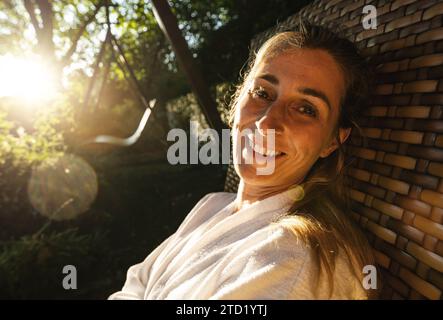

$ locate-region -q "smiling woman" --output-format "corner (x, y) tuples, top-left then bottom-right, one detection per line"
(226, 24), (377, 298)
(109, 21), (378, 300)
(231, 49), (349, 197)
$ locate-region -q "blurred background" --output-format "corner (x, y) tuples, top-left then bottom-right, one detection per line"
(0, 0), (311, 299)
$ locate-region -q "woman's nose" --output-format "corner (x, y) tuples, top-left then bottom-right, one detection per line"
(255, 102), (285, 135)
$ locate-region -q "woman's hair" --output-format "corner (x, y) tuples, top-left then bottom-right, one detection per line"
(228, 21), (378, 298)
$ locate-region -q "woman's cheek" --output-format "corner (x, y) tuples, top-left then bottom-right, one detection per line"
(288, 130), (323, 160)
(288, 126), (316, 146)
(241, 103), (265, 120)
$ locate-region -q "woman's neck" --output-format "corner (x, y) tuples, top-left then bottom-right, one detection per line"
(234, 180), (293, 213)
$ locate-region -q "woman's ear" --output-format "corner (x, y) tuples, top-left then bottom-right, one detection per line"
(319, 127), (352, 158)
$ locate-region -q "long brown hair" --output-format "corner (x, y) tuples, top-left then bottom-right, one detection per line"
(228, 21), (379, 299)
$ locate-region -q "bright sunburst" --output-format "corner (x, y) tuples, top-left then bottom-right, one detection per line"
(0, 54), (58, 103)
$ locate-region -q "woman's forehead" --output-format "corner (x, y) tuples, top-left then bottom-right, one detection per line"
(253, 49), (346, 110)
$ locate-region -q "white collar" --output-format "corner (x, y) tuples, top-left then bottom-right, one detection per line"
(229, 185), (304, 220)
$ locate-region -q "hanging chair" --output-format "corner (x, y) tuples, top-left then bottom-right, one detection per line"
(79, 4), (157, 148)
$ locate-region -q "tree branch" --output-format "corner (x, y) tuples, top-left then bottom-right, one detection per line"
(62, 0), (105, 66)
(23, 0), (43, 42)
(144, 36), (165, 94)
(35, 0), (54, 58)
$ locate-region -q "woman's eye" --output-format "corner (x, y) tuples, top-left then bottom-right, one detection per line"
(249, 87), (272, 101)
(298, 104), (318, 118)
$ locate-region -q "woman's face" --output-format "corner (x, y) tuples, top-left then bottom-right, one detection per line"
(232, 48), (351, 190)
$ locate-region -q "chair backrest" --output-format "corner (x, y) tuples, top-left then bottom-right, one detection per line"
(224, 0), (443, 300)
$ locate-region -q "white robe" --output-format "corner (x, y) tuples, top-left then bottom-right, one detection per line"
(108, 188), (368, 299)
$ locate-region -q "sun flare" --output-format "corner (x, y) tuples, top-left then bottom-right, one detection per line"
(0, 54), (58, 103)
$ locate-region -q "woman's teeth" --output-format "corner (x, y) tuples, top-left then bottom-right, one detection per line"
(245, 132), (284, 158)
(252, 143), (283, 157)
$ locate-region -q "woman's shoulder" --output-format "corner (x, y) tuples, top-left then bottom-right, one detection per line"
(175, 192), (237, 235)
(260, 224), (369, 299)
(191, 191), (237, 217)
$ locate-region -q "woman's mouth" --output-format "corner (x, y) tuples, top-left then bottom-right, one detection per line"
(245, 133), (287, 160)
(251, 143), (286, 159)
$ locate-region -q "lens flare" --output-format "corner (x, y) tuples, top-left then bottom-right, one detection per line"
(287, 184), (305, 202)
(27, 154), (98, 221)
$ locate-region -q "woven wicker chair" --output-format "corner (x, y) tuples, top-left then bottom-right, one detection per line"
(223, 0), (443, 300)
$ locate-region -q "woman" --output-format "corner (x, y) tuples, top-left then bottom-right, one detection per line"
(109, 22), (377, 300)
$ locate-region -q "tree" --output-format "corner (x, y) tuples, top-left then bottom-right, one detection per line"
(2, 0), (313, 109)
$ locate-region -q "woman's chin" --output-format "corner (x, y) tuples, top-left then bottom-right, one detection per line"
(236, 163), (280, 182)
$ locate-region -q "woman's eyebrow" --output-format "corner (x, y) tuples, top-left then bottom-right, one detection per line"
(298, 87), (331, 111)
(257, 73), (279, 85)
(257, 73), (332, 112)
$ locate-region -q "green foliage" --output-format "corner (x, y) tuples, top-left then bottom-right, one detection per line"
(0, 227), (115, 299)
(166, 91), (208, 133)
(0, 97), (77, 165)
(0, 96), (79, 220)
(166, 82), (233, 134)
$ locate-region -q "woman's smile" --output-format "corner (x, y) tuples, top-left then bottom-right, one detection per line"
(242, 131), (288, 164)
